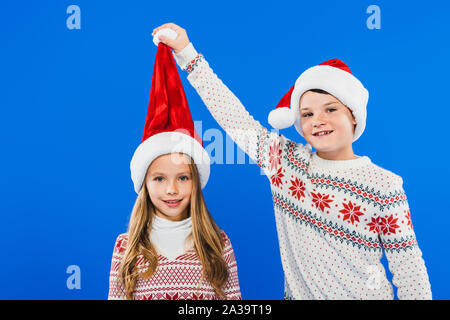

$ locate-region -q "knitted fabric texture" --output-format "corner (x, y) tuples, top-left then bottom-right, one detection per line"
(176, 48), (432, 300)
(108, 231), (241, 300)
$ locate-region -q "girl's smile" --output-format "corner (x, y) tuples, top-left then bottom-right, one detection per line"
(163, 199), (183, 208)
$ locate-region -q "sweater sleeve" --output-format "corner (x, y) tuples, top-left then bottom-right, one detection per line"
(221, 232), (242, 300)
(107, 234), (128, 300)
(174, 43), (297, 178)
(378, 176), (432, 300)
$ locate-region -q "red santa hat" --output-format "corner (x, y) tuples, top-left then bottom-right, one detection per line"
(268, 59), (369, 142)
(130, 42), (210, 193)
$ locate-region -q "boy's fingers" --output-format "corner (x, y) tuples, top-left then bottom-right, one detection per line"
(159, 35), (175, 47)
(153, 23), (184, 43)
(153, 24), (168, 33)
(159, 22), (176, 30)
(159, 22), (182, 33)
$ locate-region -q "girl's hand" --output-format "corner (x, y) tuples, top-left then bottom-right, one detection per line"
(152, 23), (190, 54)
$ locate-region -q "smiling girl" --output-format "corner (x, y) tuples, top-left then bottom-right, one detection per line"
(153, 23), (432, 300)
(107, 41), (241, 300)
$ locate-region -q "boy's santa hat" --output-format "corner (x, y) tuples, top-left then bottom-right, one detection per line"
(268, 59), (369, 142)
(130, 42), (210, 193)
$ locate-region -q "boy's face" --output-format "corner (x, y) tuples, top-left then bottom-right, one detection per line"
(145, 153), (192, 222)
(299, 91), (356, 158)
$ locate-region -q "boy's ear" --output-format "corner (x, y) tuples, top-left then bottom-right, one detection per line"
(350, 110), (357, 131)
(350, 110), (357, 125)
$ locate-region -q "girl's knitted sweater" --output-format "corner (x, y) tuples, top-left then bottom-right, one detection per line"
(174, 43), (432, 300)
(108, 228), (241, 300)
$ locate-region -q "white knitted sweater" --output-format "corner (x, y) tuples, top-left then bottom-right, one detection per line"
(174, 43), (432, 300)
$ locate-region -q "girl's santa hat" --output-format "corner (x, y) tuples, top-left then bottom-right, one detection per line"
(268, 59), (369, 142)
(130, 42), (210, 193)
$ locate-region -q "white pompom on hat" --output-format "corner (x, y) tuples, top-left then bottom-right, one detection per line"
(152, 28), (178, 46)
(268, 85), (296, 129)
(268, 59), (369, 142)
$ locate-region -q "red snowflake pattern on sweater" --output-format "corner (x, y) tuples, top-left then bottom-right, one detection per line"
(339, 201), (364, 225)
(269, 141), (282, 172)
(367, 216), (382, 234)
(379, 215), (400, 235)
(405, 210), (413, 230)
(289, 178), (306, 200)
(271, 168), (284, 187)
(311, 192), (333, 212)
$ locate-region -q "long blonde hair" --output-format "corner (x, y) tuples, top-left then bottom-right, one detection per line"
(118, 157), (229, 299)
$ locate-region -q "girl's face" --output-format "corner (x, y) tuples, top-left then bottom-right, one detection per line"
(145, 153), (193, 222)
(299, 91), (357, 160)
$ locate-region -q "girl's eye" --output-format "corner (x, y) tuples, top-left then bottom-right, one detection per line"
(179, 175), (189, 181)
(327, 108), (337, 112)
(154, 177), (164, 182)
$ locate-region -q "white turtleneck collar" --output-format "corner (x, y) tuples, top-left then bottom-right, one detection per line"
(310, 151), (371, 171)
(149, 215), (193, 260)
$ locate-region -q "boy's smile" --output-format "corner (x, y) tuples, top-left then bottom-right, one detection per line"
(312, 130), (334, 137)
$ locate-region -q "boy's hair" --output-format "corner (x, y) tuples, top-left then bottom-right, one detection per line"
(308, 88), (330, 95)
(118, 156), (229, 299)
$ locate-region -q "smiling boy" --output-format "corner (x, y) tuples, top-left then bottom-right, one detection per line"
(298, 89), (358, 160)
(152, 23), (432, 300)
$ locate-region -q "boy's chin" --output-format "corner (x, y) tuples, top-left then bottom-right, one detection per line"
(305, 139), (333, 151)
(305, 136), (350, 151)
(307, 142), (343, 154)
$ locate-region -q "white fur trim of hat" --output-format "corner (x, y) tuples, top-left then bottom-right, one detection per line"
(130, 131), (211, 193)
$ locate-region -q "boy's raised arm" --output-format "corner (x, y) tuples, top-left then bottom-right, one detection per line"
(152, 23), (297, 176)
(176, 43), (273, 167)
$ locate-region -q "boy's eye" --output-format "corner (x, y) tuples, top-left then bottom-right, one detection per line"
(327, 108), (337, 112)
(302, 113), (313, 118)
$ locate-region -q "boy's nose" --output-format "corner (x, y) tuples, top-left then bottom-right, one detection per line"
(312, 112), (327, 127)
(312, 118), (326, 127)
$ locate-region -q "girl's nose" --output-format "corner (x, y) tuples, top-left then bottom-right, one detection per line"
(166, 180), (178, 195)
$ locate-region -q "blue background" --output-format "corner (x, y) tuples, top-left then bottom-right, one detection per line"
(1, 0), (449, 299)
